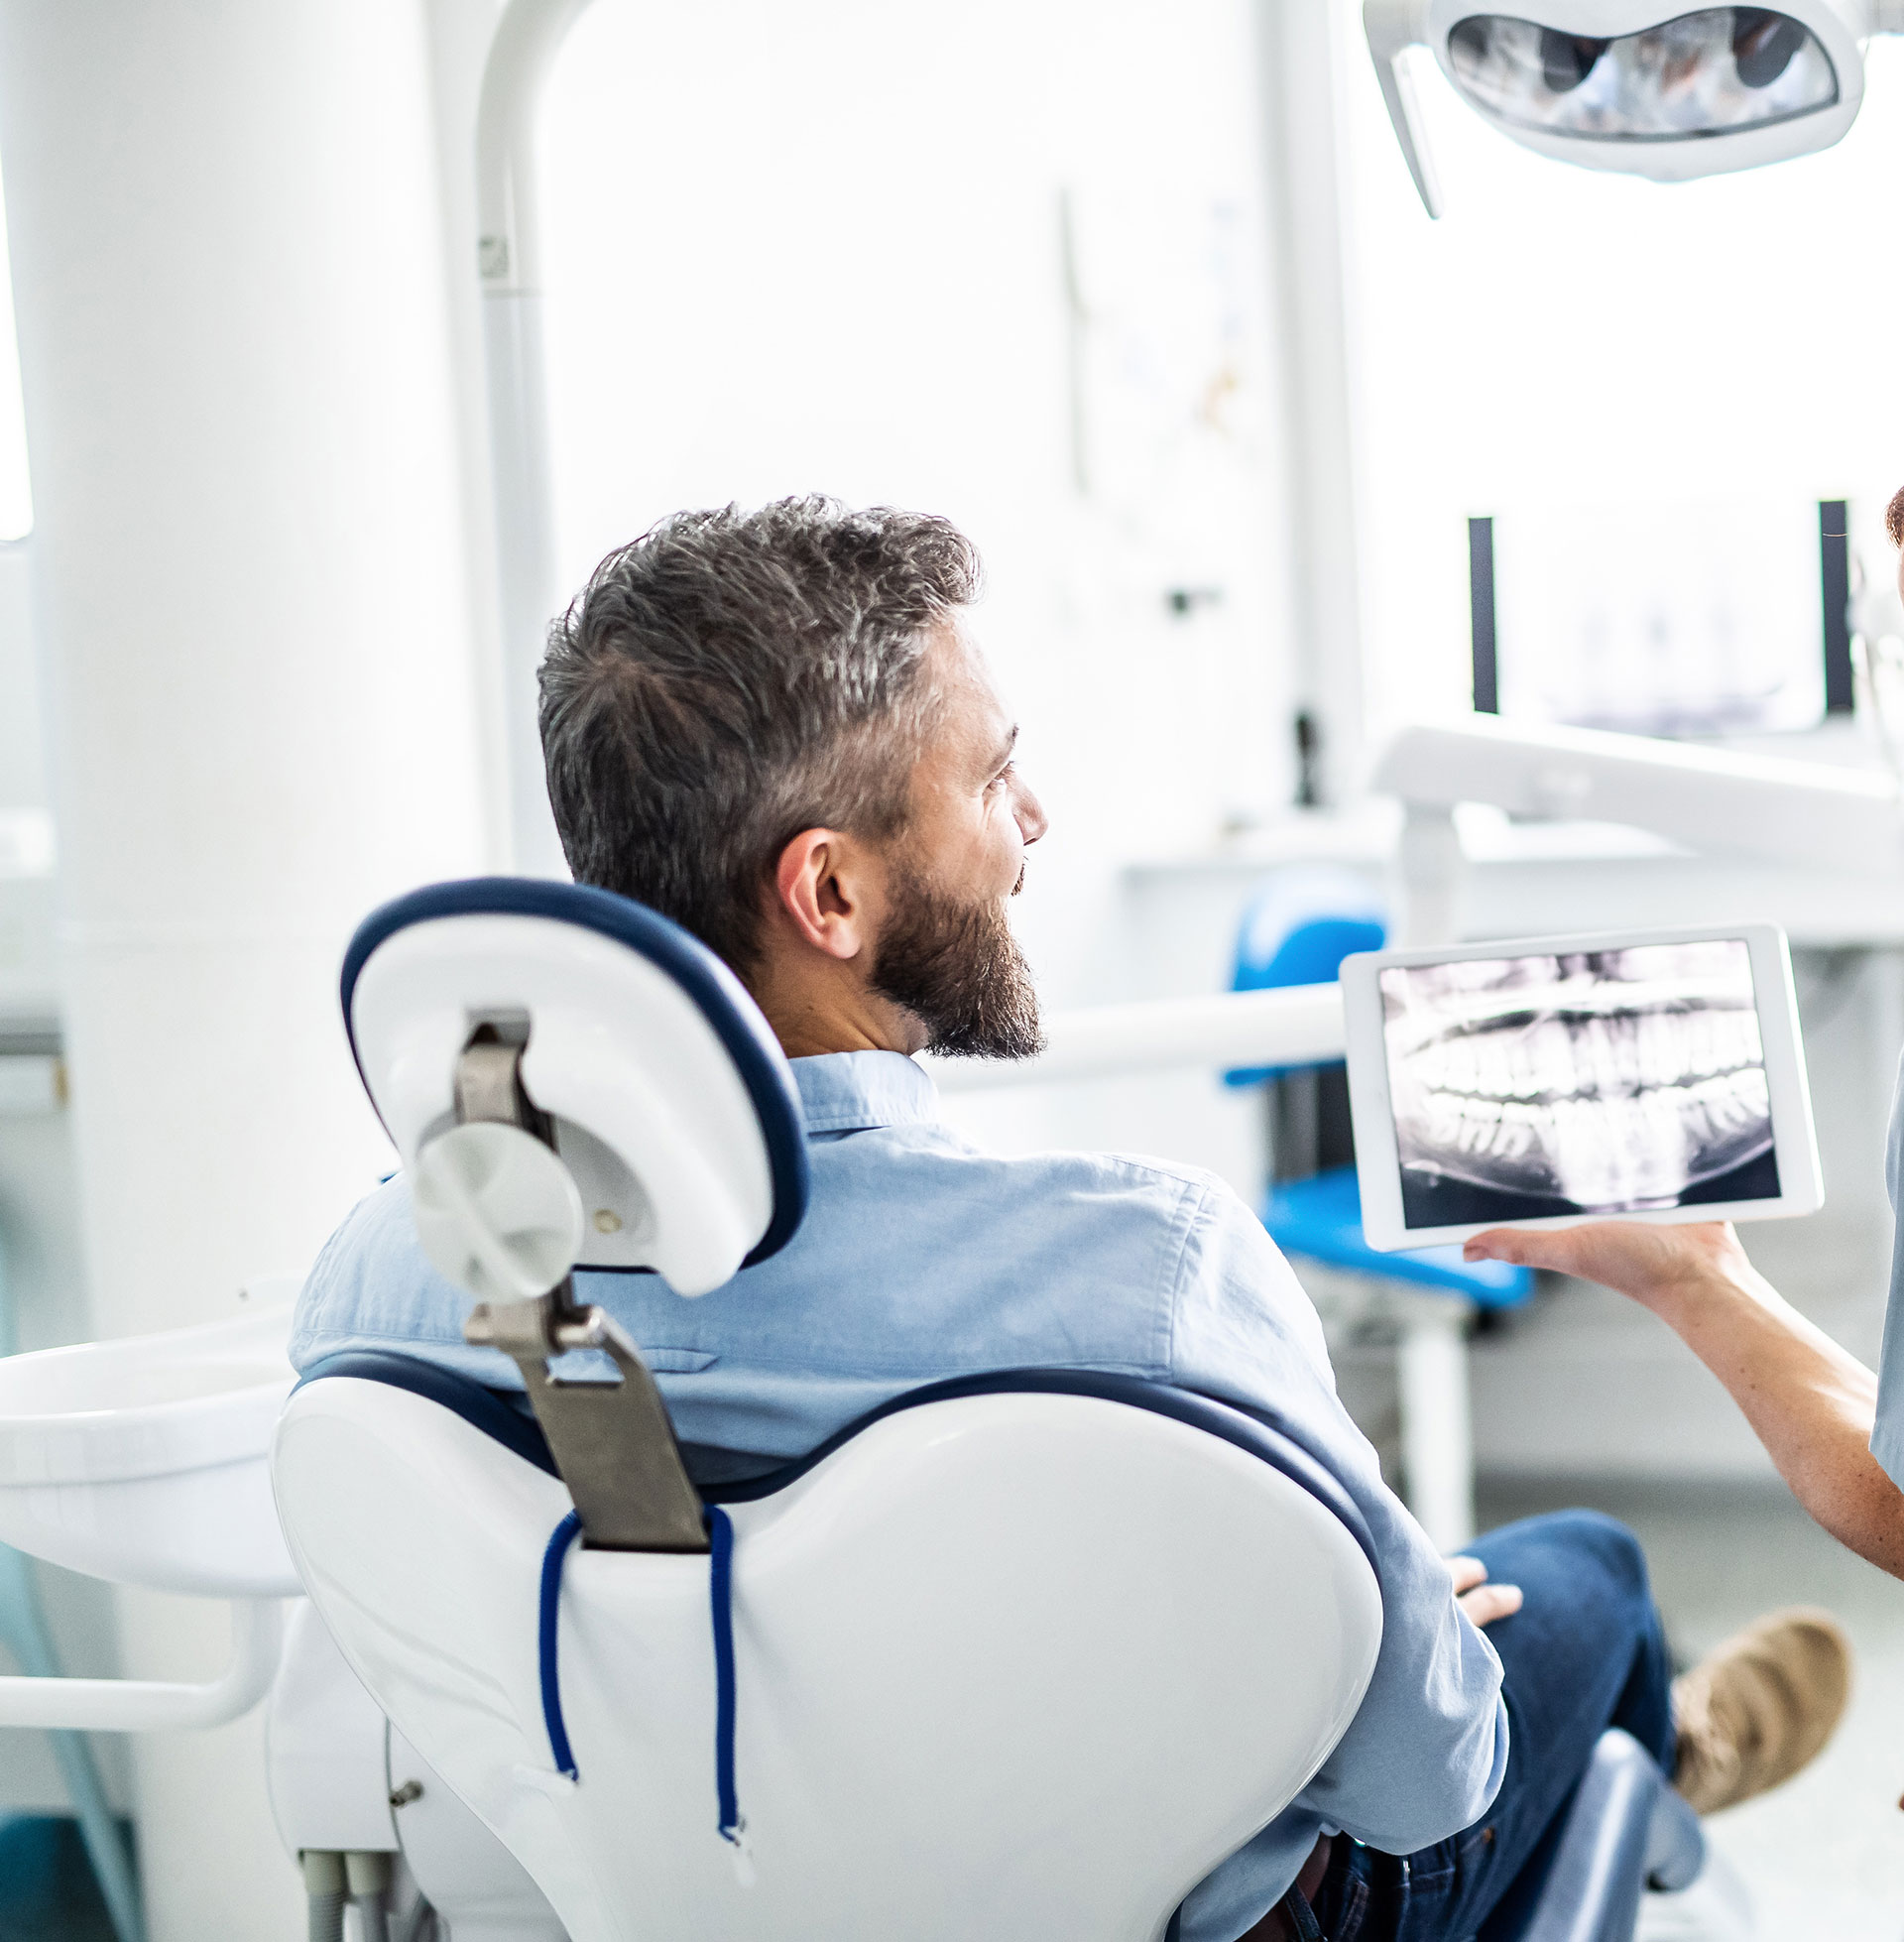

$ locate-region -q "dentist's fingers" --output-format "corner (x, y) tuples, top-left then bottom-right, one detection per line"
(1457, 1581), (1524, 1628)
(1448, 1554), (1488, 1596)
(1464, 1220), (1747, 1316)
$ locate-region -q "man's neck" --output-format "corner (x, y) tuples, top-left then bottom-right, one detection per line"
(751, 964), (925, 1062)
(771, 1014), (918, 1061)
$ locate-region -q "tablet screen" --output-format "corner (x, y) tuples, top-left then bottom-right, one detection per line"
(1378, 937), (1779, 1228)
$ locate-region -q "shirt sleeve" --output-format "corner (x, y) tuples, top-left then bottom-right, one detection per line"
(1868, 1048), (1904, 1491)
(1166, 1179), (1509, 1854)
(287, 1177), (509, 1385)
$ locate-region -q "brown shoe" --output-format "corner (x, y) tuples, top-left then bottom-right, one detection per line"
(1671, 1606), (1851, 1815)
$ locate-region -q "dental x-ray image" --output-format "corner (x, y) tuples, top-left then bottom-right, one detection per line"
(1379, 939), (1780, 1229)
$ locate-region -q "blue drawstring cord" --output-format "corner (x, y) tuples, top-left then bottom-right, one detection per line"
(706, 1506), (741, 1844)
(537, 1510), (584, 1779)
(536, 1503), (742, 1850)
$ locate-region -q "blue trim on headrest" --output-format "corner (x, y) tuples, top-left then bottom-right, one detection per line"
(339, 877), (809, 1268)
(298, 1353), (1374, 1573)
(296, 1351), (558, 1476)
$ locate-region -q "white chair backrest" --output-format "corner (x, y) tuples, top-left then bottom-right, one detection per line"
(275, 1370), (1382, 1942)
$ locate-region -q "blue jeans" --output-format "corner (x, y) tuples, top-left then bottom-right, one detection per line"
(1303, 1511), (1675, 1942)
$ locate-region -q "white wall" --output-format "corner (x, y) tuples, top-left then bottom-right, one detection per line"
(0, 548), (40, 808)
(534, 0), (1305, 1019)
(0, 1), (492, 1930)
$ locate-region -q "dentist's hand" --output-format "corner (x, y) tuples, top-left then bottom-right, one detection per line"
(1466, 1215), (1904, 1582)
(1450, 1554), (1522, 1627)
(1462, 1218), (1752, 1319)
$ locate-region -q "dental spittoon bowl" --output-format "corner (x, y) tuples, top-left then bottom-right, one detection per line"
(0, 1280), (302, 1597)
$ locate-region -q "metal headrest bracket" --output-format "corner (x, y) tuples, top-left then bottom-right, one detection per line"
(451, 1032), (709, 1554)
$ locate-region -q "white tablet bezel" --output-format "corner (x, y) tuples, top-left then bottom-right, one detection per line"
(1342, 922), (1823, 1252)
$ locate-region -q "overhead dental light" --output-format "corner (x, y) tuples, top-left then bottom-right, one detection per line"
(1364, 0), (1904, 214)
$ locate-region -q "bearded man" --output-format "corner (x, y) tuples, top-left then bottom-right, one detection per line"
(292, 497), (1844, 1942)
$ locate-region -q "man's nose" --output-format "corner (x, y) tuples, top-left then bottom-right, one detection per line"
(1014, 780), (1049, 846)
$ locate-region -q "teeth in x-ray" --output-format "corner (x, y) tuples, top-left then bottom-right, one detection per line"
(1386, 960), (1774, 1210)
(1400, 1008), (1764, 1105)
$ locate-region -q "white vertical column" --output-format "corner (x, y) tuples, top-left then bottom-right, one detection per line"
(475, 0), (589, 877)
(1252, 0), (1367, 805)
(1393, 1290), (1478, 1552)
(1392, 801), (1469, 946)
(0, 3), (489, 1934)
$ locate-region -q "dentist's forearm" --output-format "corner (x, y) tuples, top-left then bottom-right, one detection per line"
(1649, 1260), (1904, 1579)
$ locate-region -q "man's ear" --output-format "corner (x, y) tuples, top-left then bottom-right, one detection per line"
(773, 827), (876, 961)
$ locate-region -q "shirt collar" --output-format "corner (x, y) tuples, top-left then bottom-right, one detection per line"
(791, 1050), (942, 1134)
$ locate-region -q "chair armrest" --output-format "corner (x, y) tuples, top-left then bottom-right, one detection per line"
(1520, 1730), (1706, 1942)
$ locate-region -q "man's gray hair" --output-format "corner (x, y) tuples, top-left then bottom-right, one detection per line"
(538, 496), (983, 975)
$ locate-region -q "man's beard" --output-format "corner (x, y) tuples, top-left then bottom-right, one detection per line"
(871, 866), (1044, 1060)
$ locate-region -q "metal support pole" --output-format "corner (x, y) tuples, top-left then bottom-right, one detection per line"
(475, 0), (592, 877)
(1252, 0), (1367, 806)
(1393, 801), (1468, 947)
(1393, 1292), (1476, 1552)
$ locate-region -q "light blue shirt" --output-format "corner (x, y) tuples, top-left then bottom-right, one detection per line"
(1870, 1052), (1904, 1489)
(292, 1050), (1507, 1941)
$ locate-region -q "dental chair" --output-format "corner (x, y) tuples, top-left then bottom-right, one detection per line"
(265, 879), (1707, 1942)
(0, 878), (1720, 1941)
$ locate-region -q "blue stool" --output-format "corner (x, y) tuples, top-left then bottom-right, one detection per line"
(1225, 873), (1533, 1548)
(0, 1226), (144, 1942)
(1262, 1164), (1529, 1306)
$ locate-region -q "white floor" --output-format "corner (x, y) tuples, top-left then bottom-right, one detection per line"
(1481, 1477), (1904, 1941)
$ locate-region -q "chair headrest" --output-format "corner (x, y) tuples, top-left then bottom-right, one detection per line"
(342, 878), (809, 1297)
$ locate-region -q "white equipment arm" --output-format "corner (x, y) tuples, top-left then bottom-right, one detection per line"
(928, 983), (1344, 1094)
(1376, 715), (1902, 873)
(0, 1598), (285, 1732)
(1377, 714), (1904, 945)
(938, 714), (1899, 1096)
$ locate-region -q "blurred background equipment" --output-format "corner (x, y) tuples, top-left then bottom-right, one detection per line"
(1467, 497), (1848, 736)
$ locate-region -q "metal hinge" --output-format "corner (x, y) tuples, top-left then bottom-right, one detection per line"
(454, 1030), (708, 1554)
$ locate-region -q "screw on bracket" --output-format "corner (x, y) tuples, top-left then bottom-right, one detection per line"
(389, 1779), (424, 1808)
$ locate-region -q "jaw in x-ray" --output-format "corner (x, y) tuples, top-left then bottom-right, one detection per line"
(1379, 940), (1775, 1214)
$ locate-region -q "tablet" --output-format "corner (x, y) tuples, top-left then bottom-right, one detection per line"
(1342, 924), (1822, 1251)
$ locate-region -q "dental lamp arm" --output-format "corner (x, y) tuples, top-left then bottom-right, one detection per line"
(1364, 0), (1443, 218)
(1465, 1223), (1904, 1581)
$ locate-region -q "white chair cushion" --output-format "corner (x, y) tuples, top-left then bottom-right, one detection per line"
(275, 1375), (1381, 1942)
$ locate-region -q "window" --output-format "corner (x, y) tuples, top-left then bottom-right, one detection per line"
(1335, 8), (1904, 745)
